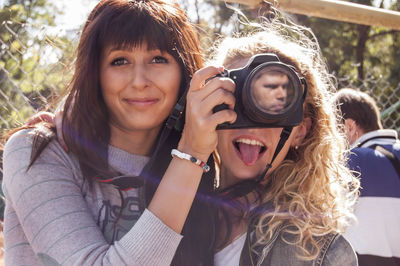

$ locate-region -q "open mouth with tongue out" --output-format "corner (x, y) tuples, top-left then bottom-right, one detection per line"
(233, 137), (267, 166)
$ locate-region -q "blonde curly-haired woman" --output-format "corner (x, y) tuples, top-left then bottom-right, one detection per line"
(184, 18), (360, 265)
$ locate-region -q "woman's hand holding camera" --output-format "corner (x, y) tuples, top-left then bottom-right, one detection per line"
(178, 66), (237, 162)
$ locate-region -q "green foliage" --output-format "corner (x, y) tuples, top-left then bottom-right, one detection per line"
(0, 0), (399, 132)
(0, 0), (74, 131)
(188, 0), (400, 130)
(294, 0), (400, 130)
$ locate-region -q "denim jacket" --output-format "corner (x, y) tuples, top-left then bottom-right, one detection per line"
(240, 225), (358, 266)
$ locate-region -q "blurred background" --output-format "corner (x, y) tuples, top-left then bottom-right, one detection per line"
(0, 0), (399, 135)
(0, 0), (399, 264)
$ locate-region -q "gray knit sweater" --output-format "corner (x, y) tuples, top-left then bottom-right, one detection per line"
(2, 129), (182, 265)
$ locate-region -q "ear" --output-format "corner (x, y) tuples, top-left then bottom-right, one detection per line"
(344, 118), (360, 145)
(345, 118), (356, 133)
(292, 117), (311, 147)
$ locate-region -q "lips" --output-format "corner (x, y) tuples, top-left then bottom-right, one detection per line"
(123, 98), (159, 107)
(233, 136), (267, 166)
(269, 103), (284, 112)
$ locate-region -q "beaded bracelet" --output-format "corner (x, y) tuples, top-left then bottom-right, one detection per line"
(171, 149), (210, 173)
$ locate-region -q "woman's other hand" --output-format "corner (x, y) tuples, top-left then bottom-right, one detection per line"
(27, 110), (67, 152)
(27, 111), (55, 126)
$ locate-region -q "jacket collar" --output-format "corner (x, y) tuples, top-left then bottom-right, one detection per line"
(352, 129), (399, 149)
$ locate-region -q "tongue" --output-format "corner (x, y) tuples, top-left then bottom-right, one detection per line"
(238, 143), (261, 165)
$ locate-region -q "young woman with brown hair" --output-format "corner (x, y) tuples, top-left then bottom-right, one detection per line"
(1, 0), (234, 265)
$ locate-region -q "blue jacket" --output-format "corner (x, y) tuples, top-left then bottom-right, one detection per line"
(344, 129), (400, 266)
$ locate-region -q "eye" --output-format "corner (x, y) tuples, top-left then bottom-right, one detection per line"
(264, 84), (277, 89)
(111, 57), (128, 66)
(151, 56), (168, 64)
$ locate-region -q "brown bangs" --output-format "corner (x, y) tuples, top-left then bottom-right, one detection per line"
(97, 2), (177, 54)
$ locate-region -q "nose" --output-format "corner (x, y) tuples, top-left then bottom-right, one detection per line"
(276, 86), (287, 101)
(130, 64), (149, 90)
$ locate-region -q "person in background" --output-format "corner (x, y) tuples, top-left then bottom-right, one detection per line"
(334, 87), (400, 266)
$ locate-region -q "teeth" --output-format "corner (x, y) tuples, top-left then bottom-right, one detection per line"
(235, 138), (265, 147)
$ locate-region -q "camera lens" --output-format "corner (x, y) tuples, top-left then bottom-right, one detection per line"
(242, 63), (302, 124)
(249, 66), (296, 115)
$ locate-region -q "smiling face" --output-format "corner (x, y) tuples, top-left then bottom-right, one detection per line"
(100, 42), (181, 142)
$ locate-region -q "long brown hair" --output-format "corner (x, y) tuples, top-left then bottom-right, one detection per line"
(62, 0), (203, 182)
(9, 0), (218, 265)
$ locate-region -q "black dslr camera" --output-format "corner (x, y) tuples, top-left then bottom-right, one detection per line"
(213, 53), (307, 129)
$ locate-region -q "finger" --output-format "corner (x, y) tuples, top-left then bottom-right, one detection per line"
(186, 77), (235, 117)
(27, 112), (55, 126)
(185, 86), (235, 132)
(194, 77), (236, 101)
(208, 108), (237, 127)
(204, 87), (236, 111)
(189, 66), (224, 92)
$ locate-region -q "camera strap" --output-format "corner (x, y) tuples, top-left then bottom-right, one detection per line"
(219, 126), (293, 200)
(98, 90), (188, 191)
(256, 127), (293, 182)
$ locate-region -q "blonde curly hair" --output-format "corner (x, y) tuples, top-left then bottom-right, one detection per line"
(210, 18), (359, 260)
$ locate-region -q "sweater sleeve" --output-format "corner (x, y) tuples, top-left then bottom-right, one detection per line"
(2, 129), (182, 266)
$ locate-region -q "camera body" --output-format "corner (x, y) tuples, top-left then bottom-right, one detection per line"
(213, 53), (307, 130)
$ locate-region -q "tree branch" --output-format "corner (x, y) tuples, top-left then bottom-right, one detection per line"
(369, 29), (399, 39)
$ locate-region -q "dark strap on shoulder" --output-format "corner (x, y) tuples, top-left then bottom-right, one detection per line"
(371, 144), (400, 179)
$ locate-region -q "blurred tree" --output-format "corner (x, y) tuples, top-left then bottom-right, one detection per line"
(0, 0), (398, 131)
(295, 0), (399, 81)
(178, 0), (238, 56)
(294, 0), (400, 129)
(0, 0), (77, 218)
(178, 0), (261, 60)
(190, 0), (399, 130)
(0, 0), (75, 131)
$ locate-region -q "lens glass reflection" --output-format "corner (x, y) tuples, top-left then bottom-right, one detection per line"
(250, 67), (295, 115)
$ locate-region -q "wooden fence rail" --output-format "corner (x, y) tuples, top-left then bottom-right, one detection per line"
(223, 0), (400, 30)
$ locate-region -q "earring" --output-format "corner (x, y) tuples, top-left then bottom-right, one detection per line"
(295, 145), (299, 150)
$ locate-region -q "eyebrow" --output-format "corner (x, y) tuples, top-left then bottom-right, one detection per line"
(263, 81), (289, 88)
